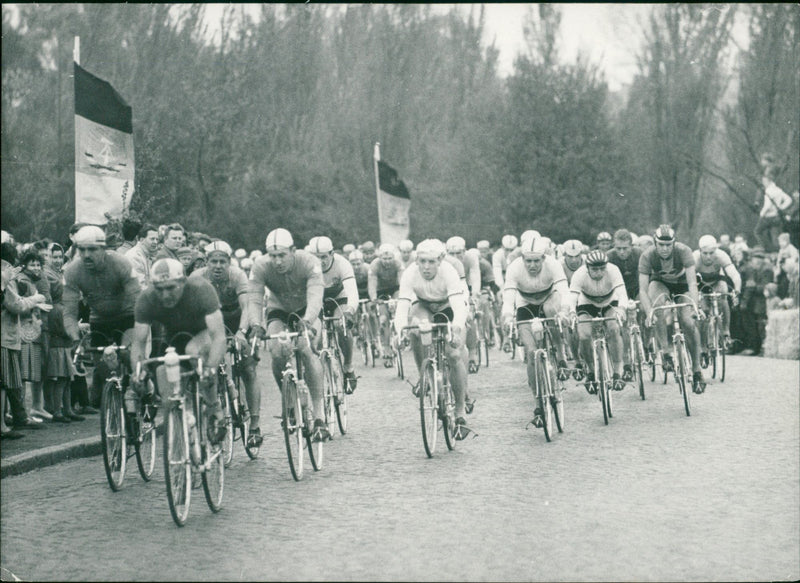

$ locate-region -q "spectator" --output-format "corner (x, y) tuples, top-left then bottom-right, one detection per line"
(15, 249), (52, 421)
(1, 242), (48, 435)
(154, 223), (186, 261)
(117, 217), (142, 255)
(125, 223), (159, 288)
(718, 234), (732, 256)
(784, 254), (800, 307)
(739, 247), (774, 355)
(754, 153), (793, 253)
(775, 232), (799, 299)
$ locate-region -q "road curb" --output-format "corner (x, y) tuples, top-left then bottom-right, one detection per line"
(1, 436), (102, 479)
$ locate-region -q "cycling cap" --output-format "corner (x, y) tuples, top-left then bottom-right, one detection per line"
(416, 238), (446, 259)
(348, 250), (363, 261)
(360, 241), (375, 252)
(249, 249), (262, 259)
(446, 236), (466, 253)
(240, 257), (253, 269)
(1, 230), (11, 244)
(73, 226), (107, 247)
(698, 235), (717, 252)
(562, 239), (583, 257)
(265, 228), (294, 250)
(476, 240), (490, 250)
(342, 243), (356, 255)
(520, 236), (548, 257)
(176, 246), (195, 258)
(520, 230), (541, 244)
(398, 239), (414, 252)
(638, 235), (654, 246)
(310, 236), (333, 254)
(378, 243), (395, 257)
(501, 234), (518, 250)
(596, 231), (613, 242)
(205, 240), (232, 258)
(151, 258), (186, 283)
(586, 250), (608, 267)
(234, 248), (247, 259)
(654, 224), (675, 242)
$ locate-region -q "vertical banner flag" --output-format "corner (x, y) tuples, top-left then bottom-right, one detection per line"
(74, 62), (134, 224)
(373, 143), (410, 246)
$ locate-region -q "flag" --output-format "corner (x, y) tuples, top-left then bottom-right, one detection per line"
(375, 156), (410, 246)
(74, 62), (134, 224)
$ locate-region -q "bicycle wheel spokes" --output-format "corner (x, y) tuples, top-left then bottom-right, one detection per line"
(676, 343), (691, 417)
(220, 389), (234, 468)
(201, 405), (225, 513)
(235, 373), (257, 460)
(100, 381), (127, 491)
(306, 418), (324, 472)
(419, 361), (438, 457)
(281, 378), (304, 481)
(321, 352), (337, 438)
(135, 410), (157, 481)
(164, 403), (191, 526)
(442, 379), (457, 451)
(332, 356), (348, 435)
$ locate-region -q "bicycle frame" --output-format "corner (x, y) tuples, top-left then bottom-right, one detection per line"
(649, 299), (699, 416)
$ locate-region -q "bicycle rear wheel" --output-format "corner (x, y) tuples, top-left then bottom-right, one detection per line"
(200, 403), (225, 513)
(164, 402), (191, 526)
(135, 410), (157, 481)
(419, 360), (438, 458)
(281, 377), (304, 481)
(100, 380), (127, 491)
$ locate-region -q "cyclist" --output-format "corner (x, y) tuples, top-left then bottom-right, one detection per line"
(350, 249), (379, 357)
(608, 229), (643, 382)
(342, 243), (356, 257)
(506, 230), (541, 266)
(446, 236), (482, 373)
(130, 258), (228, 443)
(310, 236), (359, 392)
(492, 234), (518, 288)
(475, 241), (501, 346)
(568, 250), (629, 393)
(245, 228), (330, 441)
(596, 232), (614, 252)
(63, 226), (142, 408)
(501, 237), (570, 426)
(560, 239), (584, 285)
(189, 240), (261, 447)
(394, 239), (471, 439)
(693, 235), (742, 366)
(368, 243), (403, 363)
(360, 241), (377, 265)
(638, 225), (707, 393)
(397, 239), (416, 272)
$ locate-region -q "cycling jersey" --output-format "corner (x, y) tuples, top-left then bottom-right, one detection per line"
(492, 247), (515, 286)
(368, 256), (402, 298)
(322, 253), (356, 299)
(478, 256), (494, 285)
(352, 262), (370, 300)
(692, 249), (732, 284)
(607, 247), (642, 298)
(246, 250), (324, 323)
(560, 256), (583, 286)
(395, 260), (467, 330)
(569, 263), (628, 309)
(502, 255), (568, 314)
(638, 243), (695, 285)
(190, 264), (249, 333)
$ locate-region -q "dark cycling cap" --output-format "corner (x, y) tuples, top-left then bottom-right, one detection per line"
(654, 224), (675, 242)
(585, 250), (608, 267)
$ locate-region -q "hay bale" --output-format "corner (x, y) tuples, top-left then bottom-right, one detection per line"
(764, 308), (800, 360)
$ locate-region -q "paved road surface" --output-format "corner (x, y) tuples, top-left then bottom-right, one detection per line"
(1, 351), (798, 581)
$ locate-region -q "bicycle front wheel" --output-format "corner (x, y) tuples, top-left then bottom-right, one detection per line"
(220, 388), (234, 468)
(100, 380), (127, 491)
(200, 403), (225, 513)
(596, 356), (609, 426)
(320, 351), (337, 438)
(442, 373), (457, 451)
(164, 403), (191, 526)
(306, 419), (324, 472)
(281, 377), (304, 481)
(332, 355), (348, 435)
(135, 410), (157, 481)
(676, 343), (691, 417)
(395, 342), (405, 380)
(419, 360), (438, 458)
(233, 371), (257, 460)
(535, 355), (553, 442)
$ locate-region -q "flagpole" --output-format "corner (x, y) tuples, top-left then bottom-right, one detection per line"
(73, 36), (80, 223)
(373, 142), (383, 245)
(73, 36), (80, 65)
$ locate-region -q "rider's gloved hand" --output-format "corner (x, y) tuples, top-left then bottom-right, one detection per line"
(249, 324), (267, 340)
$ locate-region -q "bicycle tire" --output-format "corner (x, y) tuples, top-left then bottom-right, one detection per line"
(232, 369), (257, 460)
(331, 354), (348, 435)
(709, 318), (718, 379)
(536, 354), (553, 442)
(320, 351), (337, 438)
(200, 402), (225, 513)
(419, 359), (438, 458)
(719, 344), (726, 383)
(395, 342), (405, 380)
(676, 342), (691, 417)
(135, 409), (157, 481)
(100, 380), (127, 491)
(442, 368), (457, 451)
(306, 419), (324, 472)
(648, 338), (657, 383)
(220, 388), (234, 468)
(596, 353), (609, 426)
(164, 402), (191, 526)
(281, 377), (304, 481)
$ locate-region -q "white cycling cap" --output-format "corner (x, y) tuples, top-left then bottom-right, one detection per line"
(348, 249), (364, 261)
(501, 234), (518, 250)
(476, 240), (490, 250)
(234, 248), (247, 259)
(151, 258), (186, 282)
(240, 257), (253, 269)
(562, 240), (583, 257)
(416, 238), (446, 259)
(310, 236), (334, 254)
(446, 236), (466, 253)
(342, 243), (356, 255)
(520, 230), (541, 245)
(520, 236), (549, 257)
(73, 225), (107, 247)
(398, 239), (414, 252)
(265, 228), (294, 250)
(205, 240), (232, 258)
(378, 243), (395, 257)
(698, 235), (718, 252)
(249, 249), (262, 259)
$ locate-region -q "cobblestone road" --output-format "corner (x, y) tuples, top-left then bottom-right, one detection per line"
(2, 351), (798, 581)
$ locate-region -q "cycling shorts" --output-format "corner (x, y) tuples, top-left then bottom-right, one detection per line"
(516, 304), (546, 321)
(577, 300), (619, 319)
(266, 308), (306, 330)
(654, 279), (690, 298)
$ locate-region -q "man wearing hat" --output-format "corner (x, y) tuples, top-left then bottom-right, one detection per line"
(596, 232), (614, 253)
(245, 228), (329, 443)
(63, 225), (142, 407)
